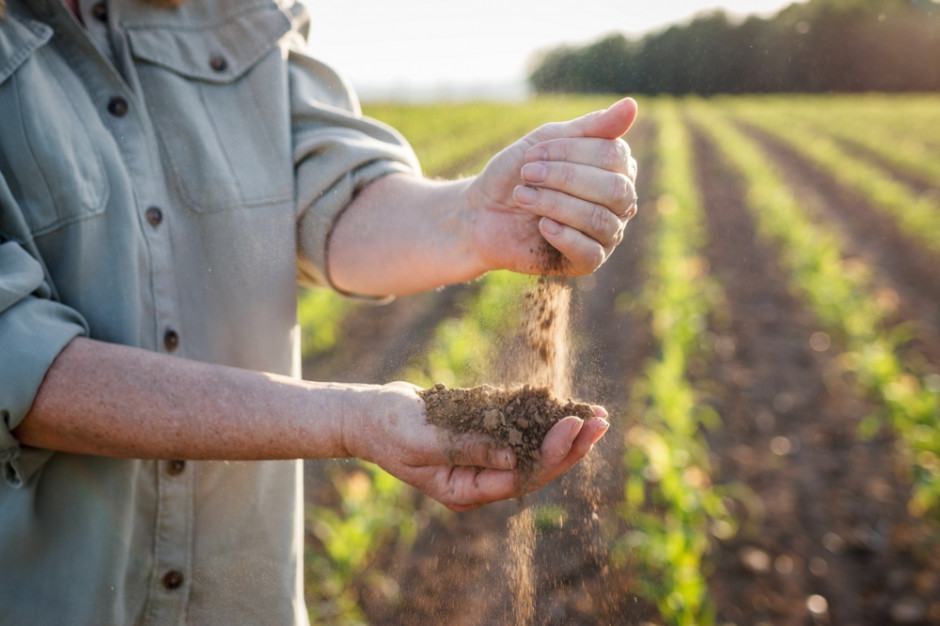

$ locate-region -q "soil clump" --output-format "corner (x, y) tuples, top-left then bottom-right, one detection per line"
(420, 383), (595, 475)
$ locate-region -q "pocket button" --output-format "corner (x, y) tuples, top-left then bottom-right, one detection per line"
(209, 56), (228, 72)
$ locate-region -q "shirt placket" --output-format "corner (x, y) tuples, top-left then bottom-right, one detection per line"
(64, 0), (196, 622)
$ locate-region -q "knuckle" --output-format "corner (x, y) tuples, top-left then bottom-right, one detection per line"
(609, 173), (631, 201)
(590, 203), (611, 233)
(558, 162), (576, 188)
(610, 139), (631, 167)
(583, 246), (606, 274)
(533, 121), (562, 141)
(547, 138), (571, 162)
(540, 188), (561, 216)
(613, 225), (625, 247)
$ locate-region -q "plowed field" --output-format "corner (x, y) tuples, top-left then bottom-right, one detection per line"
(302, 95), (940, 625)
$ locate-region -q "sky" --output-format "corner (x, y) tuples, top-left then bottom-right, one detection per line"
(304, 0), (805, 100)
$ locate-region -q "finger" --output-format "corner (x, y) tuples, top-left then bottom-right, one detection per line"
(526, 137), (635, 179)
(529, 97), (638, 143)
(519, 161), (637, 218)
(431, 465), (519, 512)
(535, 217), (609, 275)
(427, 414), (610, 511)
(535, 415), (610, 487)
(442, 432), (517, 471)
(513, 184), (629, 251)
(538, 416), (584, 467)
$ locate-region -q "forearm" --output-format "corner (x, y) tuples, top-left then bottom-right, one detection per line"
(327, 98), (640, 296)
(16, 337), (361, 460)
(327, 173), (487, 296)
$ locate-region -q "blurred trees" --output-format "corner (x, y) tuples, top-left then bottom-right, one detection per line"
(528, 0), (940, 94)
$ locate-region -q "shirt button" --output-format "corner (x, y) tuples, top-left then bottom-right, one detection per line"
(107, 97), (128, 117)
(163, 329), (179, 351)
(145, 206), (164, 227)
(167, 460), (186, 476)
(91, 2), (107, 21)
(209, 56), (228, 72)
(162, 570), (184, 590)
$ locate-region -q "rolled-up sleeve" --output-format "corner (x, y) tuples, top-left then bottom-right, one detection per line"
(0, 232), (88, 487)
(286, 10), (421, 289)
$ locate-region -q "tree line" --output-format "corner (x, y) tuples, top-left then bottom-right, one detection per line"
(528, 0), (940, 94)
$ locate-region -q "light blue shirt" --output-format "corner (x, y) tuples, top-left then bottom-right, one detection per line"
(0, 0), (418, 622)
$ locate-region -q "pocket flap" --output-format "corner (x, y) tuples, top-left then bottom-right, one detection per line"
(126, 5), (290, 84)
(0, 15), (52, 86)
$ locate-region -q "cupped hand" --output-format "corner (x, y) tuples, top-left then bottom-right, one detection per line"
(468, 97), (639, 276)
(344, 381), (610, 512)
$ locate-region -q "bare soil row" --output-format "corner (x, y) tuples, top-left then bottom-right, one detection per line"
(691, 122), (940, 625)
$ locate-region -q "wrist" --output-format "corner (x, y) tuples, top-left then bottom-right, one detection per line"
(427, 176), (490, 280)
(335, 382), (377, 461)
(460, 175), (500, 276)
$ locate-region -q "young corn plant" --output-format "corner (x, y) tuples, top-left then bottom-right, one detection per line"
(727, 100), (940, 258)
(618, 100), (735, 626)
(687, 101), (940, 517)
(782, 104), (940, 189)
(402, 269), (531, 388)
(306, 463), (421, 624)
(297, 288), (355, 360)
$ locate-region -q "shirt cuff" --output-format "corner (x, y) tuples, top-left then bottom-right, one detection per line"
(1, 244), (87, 487)
(296, 160), (414, 300)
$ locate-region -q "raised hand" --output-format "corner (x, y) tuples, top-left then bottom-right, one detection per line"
(468, 98), (639, 276)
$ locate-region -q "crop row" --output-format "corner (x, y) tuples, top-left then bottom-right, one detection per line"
(686, 99), (940, 517)
(365, 96), (613, 177)
(617, 100), (735, 625)
(775, 102), (940, 189)
(722, 99), (940, 259)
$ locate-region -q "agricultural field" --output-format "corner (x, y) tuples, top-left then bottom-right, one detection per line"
(299, 94), (940, 625)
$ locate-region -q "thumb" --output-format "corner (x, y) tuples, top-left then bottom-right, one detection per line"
(533, 97), (638, 142)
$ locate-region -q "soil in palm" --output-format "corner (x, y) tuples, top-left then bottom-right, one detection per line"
(420, 382), (595, 476)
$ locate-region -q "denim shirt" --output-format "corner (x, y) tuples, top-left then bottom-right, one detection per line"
(0, 0), (418, 622)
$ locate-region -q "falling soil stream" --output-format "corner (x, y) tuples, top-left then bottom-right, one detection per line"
(510, 250), (575, 626)
(417, 245), (588, 625)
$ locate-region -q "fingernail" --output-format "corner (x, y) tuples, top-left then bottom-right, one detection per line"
(514, 185), (537, 205)
(590, 419), (610, 445)
(526, 146), (548, 162)
(522, 162), (546, 183)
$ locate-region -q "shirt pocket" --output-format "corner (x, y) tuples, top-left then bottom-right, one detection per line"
(126, 5), (294, 213)
(0, 17), (110, 236)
